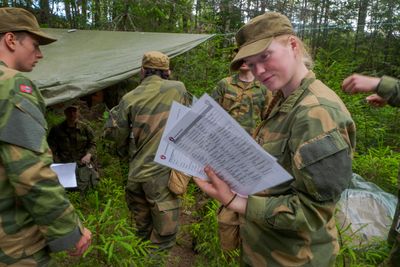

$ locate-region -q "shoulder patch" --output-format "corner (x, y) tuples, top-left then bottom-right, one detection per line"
(0, 97), (46, 153)
(19, 84), (33, 94)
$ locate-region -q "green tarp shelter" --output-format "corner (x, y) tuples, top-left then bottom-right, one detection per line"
(26, 28), (213, 106)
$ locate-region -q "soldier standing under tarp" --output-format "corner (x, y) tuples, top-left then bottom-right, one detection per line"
(47, 103), (99, 193)
(194, 12), (356, 266)
(113, 51), (189, 251)
(0, 7), (91, 266)
(211, 61), (271, 252)
(342, 73), (400, 267)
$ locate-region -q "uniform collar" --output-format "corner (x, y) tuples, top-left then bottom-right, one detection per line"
(230, 73), (261, 89)
(142, 75), (163, 83)
(0, 61), (8, 67)
(269, 71), (316, 116)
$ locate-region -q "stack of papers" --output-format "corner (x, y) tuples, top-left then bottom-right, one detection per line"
(155, 94), (292, 196)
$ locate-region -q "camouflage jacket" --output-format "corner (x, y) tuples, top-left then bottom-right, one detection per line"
(376, 75), (400, 188)
(114, 75), (188, 185)
(376, 76), (400, 107)
(242, 71), (356, 266)
(47, 120), (96, 165)
(0, 61), (83, 265)
(211, 74), (270, 135)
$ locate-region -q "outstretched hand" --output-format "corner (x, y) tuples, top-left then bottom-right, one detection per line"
(81, 153), (92, 165)
(342, 74), (380, 94)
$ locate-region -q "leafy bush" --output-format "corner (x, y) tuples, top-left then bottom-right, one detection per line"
(54, 178), (159, 266)
(313, 48), (400, 154)
(352, 147), (399, 194)
(172, 36), (234, 97)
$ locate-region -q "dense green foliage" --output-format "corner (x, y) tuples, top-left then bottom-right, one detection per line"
(2, 0), (400, 76)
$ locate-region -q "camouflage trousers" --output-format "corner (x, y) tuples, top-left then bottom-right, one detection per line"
(387, 189), (400, 267)
(125, 173), (180, 250)
(0, 248), (55, 267)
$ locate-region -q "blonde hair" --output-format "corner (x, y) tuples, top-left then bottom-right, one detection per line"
(275, 34), (313, 70)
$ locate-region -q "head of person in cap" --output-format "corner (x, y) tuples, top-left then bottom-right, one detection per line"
(231, 12), (312, 97)
(194, 11), (355, 267)
(0, 7), (56, 72)
(64, 102), (81, 127)
(141, 51), (171, 80)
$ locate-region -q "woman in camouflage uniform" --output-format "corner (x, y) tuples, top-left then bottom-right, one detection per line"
(195, 12), (356, 266)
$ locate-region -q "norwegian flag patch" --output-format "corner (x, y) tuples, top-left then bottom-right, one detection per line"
(20, 84), (33, 94)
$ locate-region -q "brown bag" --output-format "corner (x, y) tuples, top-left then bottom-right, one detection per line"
(217, 206), (241, 251)
(168, 169), (192, 195)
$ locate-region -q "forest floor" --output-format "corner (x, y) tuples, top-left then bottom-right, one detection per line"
(166, 210), (198, 267)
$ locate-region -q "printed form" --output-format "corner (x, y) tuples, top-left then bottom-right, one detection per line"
(155, 94), (292, 196)
(50, 162), (77, 188)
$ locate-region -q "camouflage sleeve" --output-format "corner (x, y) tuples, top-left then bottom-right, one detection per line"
(291, 104), (354, 201)
(0, 78), (47, 153)
(210, 79), (227, 105)
(376, 76), (400, 107)
(114, 98), (133, 158)
(246, 105), (354, 231)
(0, 74), (83, 252)
(0, 143), (83, 252)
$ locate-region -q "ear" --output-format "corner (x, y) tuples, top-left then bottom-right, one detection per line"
(3, 32), (18, 51)
(288, 36), (298, 51)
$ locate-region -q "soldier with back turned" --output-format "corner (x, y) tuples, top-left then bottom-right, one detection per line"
(113, 51), (189, 251)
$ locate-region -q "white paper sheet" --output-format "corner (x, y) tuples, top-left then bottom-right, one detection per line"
(155, 102), (206, 178)
(50, 163), (77, 188)
(155, 94), (293, 196)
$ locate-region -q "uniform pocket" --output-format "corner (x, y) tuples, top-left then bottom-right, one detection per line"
(294, 129), (352, 201)
(154, 199), (180, 235)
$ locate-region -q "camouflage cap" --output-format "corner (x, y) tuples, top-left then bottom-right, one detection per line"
(230, 12), (294, 71)
(142, 51), (170, 70)
(0, 7), (57, 45)
(63, 100), (80, 111)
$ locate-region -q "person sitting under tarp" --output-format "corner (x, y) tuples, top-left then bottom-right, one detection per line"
(48, 102), (99, 193)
